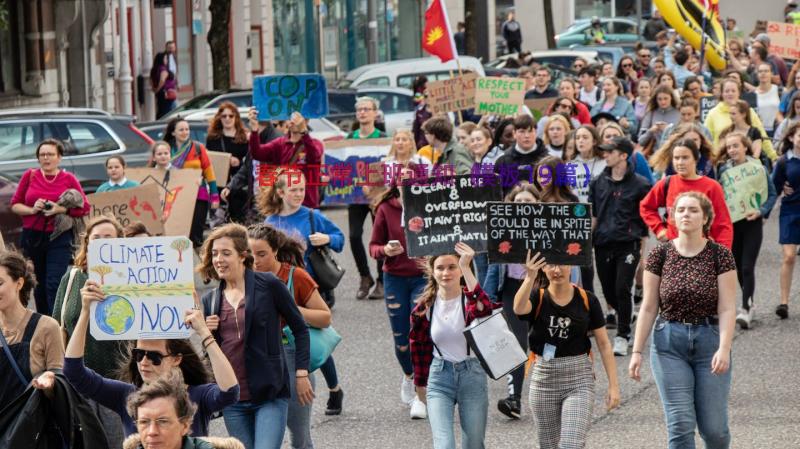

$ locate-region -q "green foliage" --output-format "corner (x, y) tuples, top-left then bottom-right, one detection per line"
(0, 0), (9, 32)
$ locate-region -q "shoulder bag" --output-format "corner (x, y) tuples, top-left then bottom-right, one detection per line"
(282, 266), (342, 372)
(307, 210), (345, 291)
(59, 267), (80, 346)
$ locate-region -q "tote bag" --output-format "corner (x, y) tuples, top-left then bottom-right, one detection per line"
(463, 309), (527, 380)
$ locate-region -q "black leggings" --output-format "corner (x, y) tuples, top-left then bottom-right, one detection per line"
(500, 277), (529, 399)
(348, 204), (382, 279)
(732, 218), (763, 310)
(190, 199), (209, 248)
(594, 241), (640, 339)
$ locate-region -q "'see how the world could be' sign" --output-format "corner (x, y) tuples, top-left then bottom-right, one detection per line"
(88, 236), (195, 340)
(486, 202), (593, 266)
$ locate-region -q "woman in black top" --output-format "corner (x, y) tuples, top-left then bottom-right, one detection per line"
(206, 101), (251, 224)
(513, 251), (619, 449)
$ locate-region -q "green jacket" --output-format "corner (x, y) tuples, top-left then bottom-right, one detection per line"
(52, 266), (128, 378)
(440, 139), (474, 175)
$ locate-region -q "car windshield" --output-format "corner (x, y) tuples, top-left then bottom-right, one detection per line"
(170, 93), (219, 115)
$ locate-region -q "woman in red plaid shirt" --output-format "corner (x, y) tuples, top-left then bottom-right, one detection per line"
(409, 242), (499, 449)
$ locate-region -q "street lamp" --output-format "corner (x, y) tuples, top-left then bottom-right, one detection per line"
(117, 0), (133, 114)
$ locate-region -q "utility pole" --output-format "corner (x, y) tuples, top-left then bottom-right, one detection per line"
(117, 0), (133, 114)
(141, 0), (155, 121)
(367, 0), (378, 63)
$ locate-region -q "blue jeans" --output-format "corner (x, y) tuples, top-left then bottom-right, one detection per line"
(318, 356), (338, 389)
(426, 358), (488, 449)
(223, 398), (290, 449)
(284, 342), (315, 449)
(650, 318), (732, 449)
(383, 272), (427, 375)
(21, 229), (73, 316)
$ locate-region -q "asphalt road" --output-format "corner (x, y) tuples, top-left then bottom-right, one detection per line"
(206, 206), (800, 449)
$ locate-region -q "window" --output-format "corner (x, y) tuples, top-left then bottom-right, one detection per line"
(359, 77), (390, 87)
(0, 123), (41, 161)
(611, 21), (637, 35)
(328, 92), (357, 114)
(58, 122), (119, 156)
(369, 92), (414, 114)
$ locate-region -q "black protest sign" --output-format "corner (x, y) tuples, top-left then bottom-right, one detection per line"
(402, 175), (503, 257)
(699, 96), (718, 123)
(487, 202), (593, 266)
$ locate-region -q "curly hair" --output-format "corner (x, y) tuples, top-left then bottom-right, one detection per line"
(126, 369), (198, 426)
(206, 101), (248, 144)
(650, 123), (714, 172)
(671, 191), (715, 236)
(0, 250), (37, 307)
(257, 168), (305, 217)
(73, 215), (124, 271)
(247, 223), (306, 268)
(196, 223), (254, 281)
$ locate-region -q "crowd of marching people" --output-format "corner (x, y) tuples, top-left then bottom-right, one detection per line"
(3, 12), (800, 449)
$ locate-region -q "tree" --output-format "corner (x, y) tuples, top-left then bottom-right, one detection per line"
(91, 265), (113, 285)
(208, 0), (232, 90)
(171, 238), (191, 263)
(543, 0), (556, 50)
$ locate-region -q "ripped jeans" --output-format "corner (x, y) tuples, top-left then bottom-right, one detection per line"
(383, 272), (427, 375)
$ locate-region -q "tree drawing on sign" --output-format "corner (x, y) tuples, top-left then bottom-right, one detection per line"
(91, 265), (113, 285)
(171, 238), (191, 263)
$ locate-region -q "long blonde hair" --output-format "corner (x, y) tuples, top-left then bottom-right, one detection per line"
(387, 129), (418, 161)
(649, 123), (714, 172)
(257, 168), (306, 217)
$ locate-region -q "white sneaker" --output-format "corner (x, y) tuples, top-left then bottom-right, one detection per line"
(736, 309), (752, 330)
(613, 336), (629, 356)
(400, 375), (415, 404)
(410, 397), (427, 420)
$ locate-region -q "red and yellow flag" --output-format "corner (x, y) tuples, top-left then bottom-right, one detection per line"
(422, 0), (457, 63)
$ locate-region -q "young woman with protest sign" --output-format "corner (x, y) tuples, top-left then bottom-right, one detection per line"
(715, 132), (777, 328)
(630, 191), (737, 448)
(258, 169), (346, 416)
(63, 261), (239, 439)
(199, 223), (310, 449)
(248, 223), (332, 448)
(513, 251), (619, 449)
(409, 242), (498, 449)
(369, 172), (428, 419)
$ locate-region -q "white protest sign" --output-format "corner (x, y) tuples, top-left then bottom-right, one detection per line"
(88, 236), (195, 340)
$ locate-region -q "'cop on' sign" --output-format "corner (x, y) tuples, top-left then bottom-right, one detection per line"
(253, 74), (329, 121)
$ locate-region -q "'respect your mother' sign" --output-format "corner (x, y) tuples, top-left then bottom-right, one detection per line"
(487, 202), (593, 266)
(88, 236), (195, 340)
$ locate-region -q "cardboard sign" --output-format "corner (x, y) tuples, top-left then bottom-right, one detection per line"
(207, 151), (232, 186)
(253, 74), (329, 121)
(719, 160), (769, 222)
(474, 77), (526, 116)
(87, 184), (165, 235)
(699, 96), (719, 123)
(321, 138), (392, 205)
(766, 21), (800, 60)
(127, 168), (201, 237)
(426, 73), (478, 114)
(486, 202), (593, 266)
(88, 236), (195, 340)
(402, 175), (502, 257)
(524, 98), (554, 120)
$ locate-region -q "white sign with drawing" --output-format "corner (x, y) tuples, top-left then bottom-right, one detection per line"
(88, 236), (195, 340)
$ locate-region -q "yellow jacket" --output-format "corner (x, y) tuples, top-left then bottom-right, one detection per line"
(417, 145), (442, 164)
(704, 101), (777, 160)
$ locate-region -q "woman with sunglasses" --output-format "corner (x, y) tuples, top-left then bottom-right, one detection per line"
(63, 283), (240, 438)
(206, 101), (251, 224)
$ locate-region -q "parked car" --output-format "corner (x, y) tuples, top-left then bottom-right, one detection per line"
(569, 42), (659, 69)
(160, 88), (252, 121)
(0, 172), (23, 247)
(555, 18), (641, 48)
(0, 108), (153, 193)
(337, 56), (486, 89)
(486, 50), (602, 71)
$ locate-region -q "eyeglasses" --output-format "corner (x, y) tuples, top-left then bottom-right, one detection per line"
(639, 53), (651, 58)
(220, 114), (235, 119)
(622, 63), (633, 68)
(132, 348), (172, 365)
(136, 418), (177, 429)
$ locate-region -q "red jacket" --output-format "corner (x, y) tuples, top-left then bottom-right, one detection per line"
(575, 101), (592, 124)
(409, 285), (497, 387)
(369, 197), (425, 277)
(639, 175), (733, 248)
(249, 131), (324, 208)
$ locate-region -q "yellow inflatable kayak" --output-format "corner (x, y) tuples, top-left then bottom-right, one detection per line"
(655, 0), (727, 71)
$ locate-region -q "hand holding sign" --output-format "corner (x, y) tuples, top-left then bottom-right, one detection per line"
(455, 241), (475, 268)
(524, 250), (547, 279)
(252, 74), (329, 121)
(248, 108), (260, 130)
(184, 309), (212, 340)
(80, 280), (106, 310)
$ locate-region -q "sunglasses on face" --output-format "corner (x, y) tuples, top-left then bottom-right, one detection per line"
(639, 53), (651, 58)
(622, 63), (633, 68)
(220, 114), (235, 119)
(132, 348), (172, 365)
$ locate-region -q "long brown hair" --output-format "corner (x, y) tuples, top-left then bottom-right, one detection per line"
(73, 215), (124, 271)
(247, 223), (306, 268)
(715, 131), (753, 166)
(536, 156), (577, 202)
(650, 123), (714, 172)
(206, 101), (248, 144)
(117, 339), (211, 388)
(414, 254), (462, 316)
(257, 168), (305, 217)
(196, 223), (255, 281)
